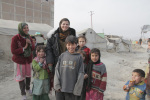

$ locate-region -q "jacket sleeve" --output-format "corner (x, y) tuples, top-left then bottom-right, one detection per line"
(46, 36), (54, 64)
(73, 56), (84, 96)
(84, 48), (90, 64)
(54, 56), (61, 90)
(11, 36), (24, 55)
(32, 60), (42, 72)
(123, 81), (130, 92)
(70, 28), (76, 37)
(99, 65), (107, 92)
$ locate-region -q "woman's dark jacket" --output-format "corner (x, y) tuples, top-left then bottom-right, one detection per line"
(46, 28), (76, 71)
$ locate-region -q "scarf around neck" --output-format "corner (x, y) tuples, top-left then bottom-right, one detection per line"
(57, 28), (71, 41)
(34, 56), (47, 69)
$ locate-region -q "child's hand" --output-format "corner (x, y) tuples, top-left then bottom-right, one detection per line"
(24, 43), (28, 49)
(129, 80), (135, 87)
(26, 38), (31, 44)
(84, 74), (88, 79)
(40, 58), (44, 63)
(56, 89), (61, 92)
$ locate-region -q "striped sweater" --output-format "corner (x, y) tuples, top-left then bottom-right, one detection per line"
(91, 63), (107, 93)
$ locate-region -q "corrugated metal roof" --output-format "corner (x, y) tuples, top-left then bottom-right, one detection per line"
(97, 33), (104, 38)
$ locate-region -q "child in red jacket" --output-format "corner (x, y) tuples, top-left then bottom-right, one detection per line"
(76, 36), (90, 64)
(11, 23), (35, 100)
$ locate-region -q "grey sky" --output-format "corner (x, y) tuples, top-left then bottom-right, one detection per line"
(54, 0), (150, 40)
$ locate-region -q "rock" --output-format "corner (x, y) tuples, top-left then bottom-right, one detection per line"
(0, 49), (4, 57)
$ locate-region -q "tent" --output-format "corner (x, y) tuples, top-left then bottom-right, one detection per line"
(106, 35), (132, 52)
(77, 28), (107, 50)
(0, 19), (53, 59)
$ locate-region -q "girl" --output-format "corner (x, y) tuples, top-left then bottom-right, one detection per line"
(76, 36), (90, 64)
(77, 50), (88, 100)
(11, 23), (34, 100)
(32, 46), (50, 100)
(86, 48), (107, 100)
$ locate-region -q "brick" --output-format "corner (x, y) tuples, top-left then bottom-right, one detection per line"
(26, 16), (33, 23)
(26, 0), (33, 9)
(2, 3), (14, 13)
(15, 6), (25, 15)
(15, 0), (25, 7)
(34, 2), (41, 11)
(16, 15), (25, 22)
(1, 0), (14, 4)
(2, 12), (14, 20)
(26, 9), (33, 17)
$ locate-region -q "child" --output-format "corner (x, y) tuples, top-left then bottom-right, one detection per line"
(54, 35), (84, 100)
(145, 39), (150, 98)
(32, 45), (50, 100)
(123, 69), (146, 100)
(76, 50), (88, 100)
(76, 36), (90, 64)
(86, 48), (107, 100)
(11, 23), (34, 100)
(31, 36), (45, 58)
(31, 36), (37, 58)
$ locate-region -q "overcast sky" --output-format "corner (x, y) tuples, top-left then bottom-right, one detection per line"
(54, 0), (150, 40)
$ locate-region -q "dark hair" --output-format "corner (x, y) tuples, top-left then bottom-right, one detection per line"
(148, 38), (150, 43)
(90, 48), (101, 58)
(78, 36), (87, 42)
(31, 36), (36, 41)
(65, 35), (77, 44)
(133, 69), (145, 77)
(36, 45), (45, 52)
(59, 18), (70, 27)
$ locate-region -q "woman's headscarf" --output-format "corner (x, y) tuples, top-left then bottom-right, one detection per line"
(18, 23), (31, 57)
(18, 23), (29, 37)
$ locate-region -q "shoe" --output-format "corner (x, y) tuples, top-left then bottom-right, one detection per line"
(22, 95), (27, 100)
(26, 90), (32, 96)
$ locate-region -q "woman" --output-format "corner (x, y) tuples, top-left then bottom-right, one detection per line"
(46, 18), (76, 88)
(11, 23), (34, 100)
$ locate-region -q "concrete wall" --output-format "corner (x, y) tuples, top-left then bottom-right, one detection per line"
(0, 0), (54, 27)
(81, 29), (107, 50)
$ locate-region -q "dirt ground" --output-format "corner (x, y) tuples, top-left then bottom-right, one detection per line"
(0, 44), (149, 100)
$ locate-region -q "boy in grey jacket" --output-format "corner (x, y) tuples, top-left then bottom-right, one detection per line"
(54, 35), (84, 100)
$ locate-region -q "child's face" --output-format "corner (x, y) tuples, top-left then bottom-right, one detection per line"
(132, 72), (144, 84)
(23, 25), (29, 35)
(37, 49), (45, 58)
(32, 39), (36, 45)
(78, 38), (86, 48)
(66, 43), (77, 53)
(91, 53), (99, 63)
(148, 42), (150, 49)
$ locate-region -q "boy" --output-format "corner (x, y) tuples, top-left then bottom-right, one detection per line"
(31, 36), (37, 58)
(145, 39), (150, 98)
(31, 36), (45, 58)
(54, 35), (84, 100)
(123, 69), (146, 100)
